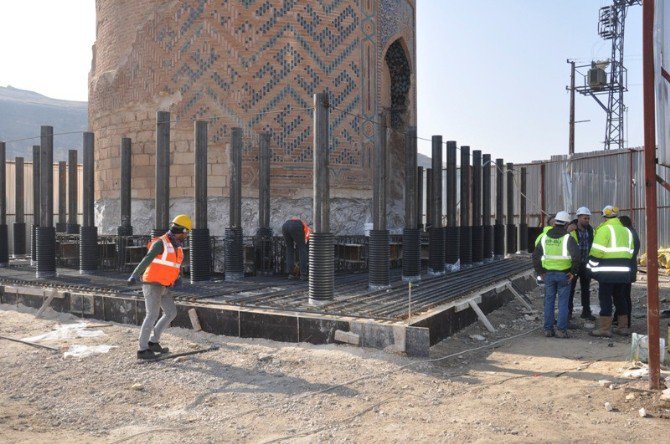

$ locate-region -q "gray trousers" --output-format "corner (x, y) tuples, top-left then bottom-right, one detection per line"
(138, 284), (177, 351)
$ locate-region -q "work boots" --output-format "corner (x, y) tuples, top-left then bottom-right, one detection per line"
(614, 315), (630, 336)
(589, 316), (613, 338)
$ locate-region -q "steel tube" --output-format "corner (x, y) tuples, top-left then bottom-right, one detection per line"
(519, 166), (528, 252)
(191, 120), (211, 282)
(472, 150), (483, 263)
(494, 158), (505, 259)
(310, 92), (333, 302)
(258, 132), (271, 231)
(56, 161), (67, 232)
(31, 145), (40, 264)
(36, 126), (56, 277)
(428, 136), (444, 275)
(445, 141), (459, 267)
(118, 138), (133, 235)
(459, 146), (472, 267)
(0, 142), (7, 266)
(370, 113), (389, 289)
(506, 162), (516, 254)
(425, 168), (433, 232)
(154, 111), (170, 236)
(13, 156), (26, 257)
(80, 132), (98, 274)
(66, 150), (79, 234)
(225, 127), (244, 282)
(482, 154), (493, 261)
(403, 127), (420, 282)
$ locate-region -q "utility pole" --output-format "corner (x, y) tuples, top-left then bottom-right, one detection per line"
(568, 59), (576, 155)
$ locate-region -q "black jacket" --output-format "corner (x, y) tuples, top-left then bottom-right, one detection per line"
(532, 226), (581, 276)
(630, 226), (640, 282)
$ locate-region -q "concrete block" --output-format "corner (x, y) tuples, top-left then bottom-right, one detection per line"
(334, 329), (360, 346)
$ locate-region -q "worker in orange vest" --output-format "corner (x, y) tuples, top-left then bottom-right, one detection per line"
(282, 217), (310, 280)
(128, 214), (191, 359)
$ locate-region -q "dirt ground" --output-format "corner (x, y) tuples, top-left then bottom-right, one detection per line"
(1, 279), (669, 443)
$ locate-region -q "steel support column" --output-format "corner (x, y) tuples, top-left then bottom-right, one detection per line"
(459, 146), (472, 268)
(506, 162), (517, 255)
(56, 161), (67, 233)
(13, 156), (26, 257)
(519, 166), (528, 252)
(225, 127), (244, 282)
(402, 126), (420, 282)
(472, 150), (483, 263)
(482, 154), (493, 261)
(428, 136), (444, 275)
(79, 132), (98, 274)
(0, 142), (7, 267)
(191, 120), (211, 282)
(494, 158), (505, 259)
(66, 150), (79, 234)
(118, 138), (133, 236)
(153, 111), (170, 237)
(36, 126), (56, 278)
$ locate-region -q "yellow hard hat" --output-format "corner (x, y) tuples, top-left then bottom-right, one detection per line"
(171, 214), (193, 231)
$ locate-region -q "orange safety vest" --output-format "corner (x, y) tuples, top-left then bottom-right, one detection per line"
(142, 234), (184, 286)
(292, 218), (311, 242)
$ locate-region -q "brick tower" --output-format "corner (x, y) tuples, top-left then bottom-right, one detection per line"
(89, 0), (416, 235)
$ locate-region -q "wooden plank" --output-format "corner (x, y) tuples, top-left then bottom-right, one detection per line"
(468, 299), (496, 333)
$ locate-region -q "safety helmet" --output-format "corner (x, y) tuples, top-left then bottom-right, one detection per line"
(576, 206), (591, 216)
(171, 214), (193, 231)
(554, 211), (571, 225)
(602, 205), (619, 218)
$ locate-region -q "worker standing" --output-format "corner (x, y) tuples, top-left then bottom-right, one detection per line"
(614, 215), (640, 330)
(282, 217), (310, 280)
(587, 206), (634, 337)
(568, 207), (596, 321)
(532, 211), (580, 338)
(128, 215), (192, 359)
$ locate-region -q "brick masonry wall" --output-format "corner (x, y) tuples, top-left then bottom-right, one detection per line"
(90, 0), (415, 233)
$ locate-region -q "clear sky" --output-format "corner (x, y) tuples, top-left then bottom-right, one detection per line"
(0, 0), (644, 163)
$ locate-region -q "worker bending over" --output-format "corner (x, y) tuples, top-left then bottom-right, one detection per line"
(532, 211), (580, 338)
(282, 218), (311, 280)
(128, 214), (192, 359)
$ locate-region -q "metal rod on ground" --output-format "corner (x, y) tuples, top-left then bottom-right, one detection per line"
(402, 126), (420, 282)
(417, 166), (424, 230)
(519, 166), (528, 252)
(506, 162), (516, 255)
(79, 132), (98, 274)
(56, 161), (67, 233)
(224, 127), (244, 282)
(153, 111), (170, 237)
(459, 145), (472, 268)
(408, 282), (412, 324)
(0, 335), (60, 352)
(0, 142), (7, 267)
(255, 132), (273, 275)
(31, 145), (40, 265)
(482, 154), (493, 261)
(309, 92), (334, 304)
(191, 120), (211, 282)
(445, 141), (459, 269)
(642, 0), (661, 390)
(66, 150), (79, 234)
(36, 126), (56, 278)
(370, 111), (390, 290)
(428, 136), (444, 275)
(118, 138), (133, 236)
(472, 149), (483, 264)
(494, 158), (505, 259)
(13, 156), (26, 257)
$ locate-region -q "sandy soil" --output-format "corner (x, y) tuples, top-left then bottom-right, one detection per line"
(1, 281), (669, 443)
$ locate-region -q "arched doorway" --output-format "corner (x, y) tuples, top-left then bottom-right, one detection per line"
(382, 38), (412, 228)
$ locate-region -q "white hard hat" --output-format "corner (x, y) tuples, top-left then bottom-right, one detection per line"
(576, 206), (591, 216)
(555, 211), (571, 224)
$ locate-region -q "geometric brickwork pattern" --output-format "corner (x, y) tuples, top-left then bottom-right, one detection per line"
(90, 0), (415, 200)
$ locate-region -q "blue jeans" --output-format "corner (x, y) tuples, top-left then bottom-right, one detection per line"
(544, 271), (571, 332)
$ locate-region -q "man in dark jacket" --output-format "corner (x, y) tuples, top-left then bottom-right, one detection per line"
(282, 218), (311, 280)
(532, 211), (581, 338)
(569, 207), (596, 321)
(614, 215), (640, 329)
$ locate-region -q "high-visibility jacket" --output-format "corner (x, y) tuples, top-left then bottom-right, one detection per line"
(586, 217), (633, 283)
(142, 234), (184, 286)
(535, 226), (577, 246)
(539, 233), (573, 271)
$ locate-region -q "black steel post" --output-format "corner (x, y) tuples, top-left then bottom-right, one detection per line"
(255, 132), (272, 275)
(13, 156), (26, 257)
(494, 158), (505, 259)
(519, 166), (528, 252)
(56, 161), (67, 232)
(79, 132), (98, 274)
(66, 150), (79, 234)
(31, 145), (40, 265)
(118, 138), (133, 236)
(471, 150), (483, 264)
(225, 127), (244, 282)
(445, 141), (459, 269)
(370, 112), (390, 289)
(36, 126), (56, 278)
(506, 162), (517, 254)
(428, 136), (444, 275)
(459, 146), (472, 268)
(309, 92), (334, 303)
(417, 166), (424, 230)
(191, 120), (211, 282)
(0, 142), (7, 267)
(402, 126), (420, 282)
(482, 154), (493, 261)
(153, 111), (170, 238)
(425, 167), (434, 234)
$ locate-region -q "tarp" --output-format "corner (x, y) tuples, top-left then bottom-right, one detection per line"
(655, 0), (670, 166)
